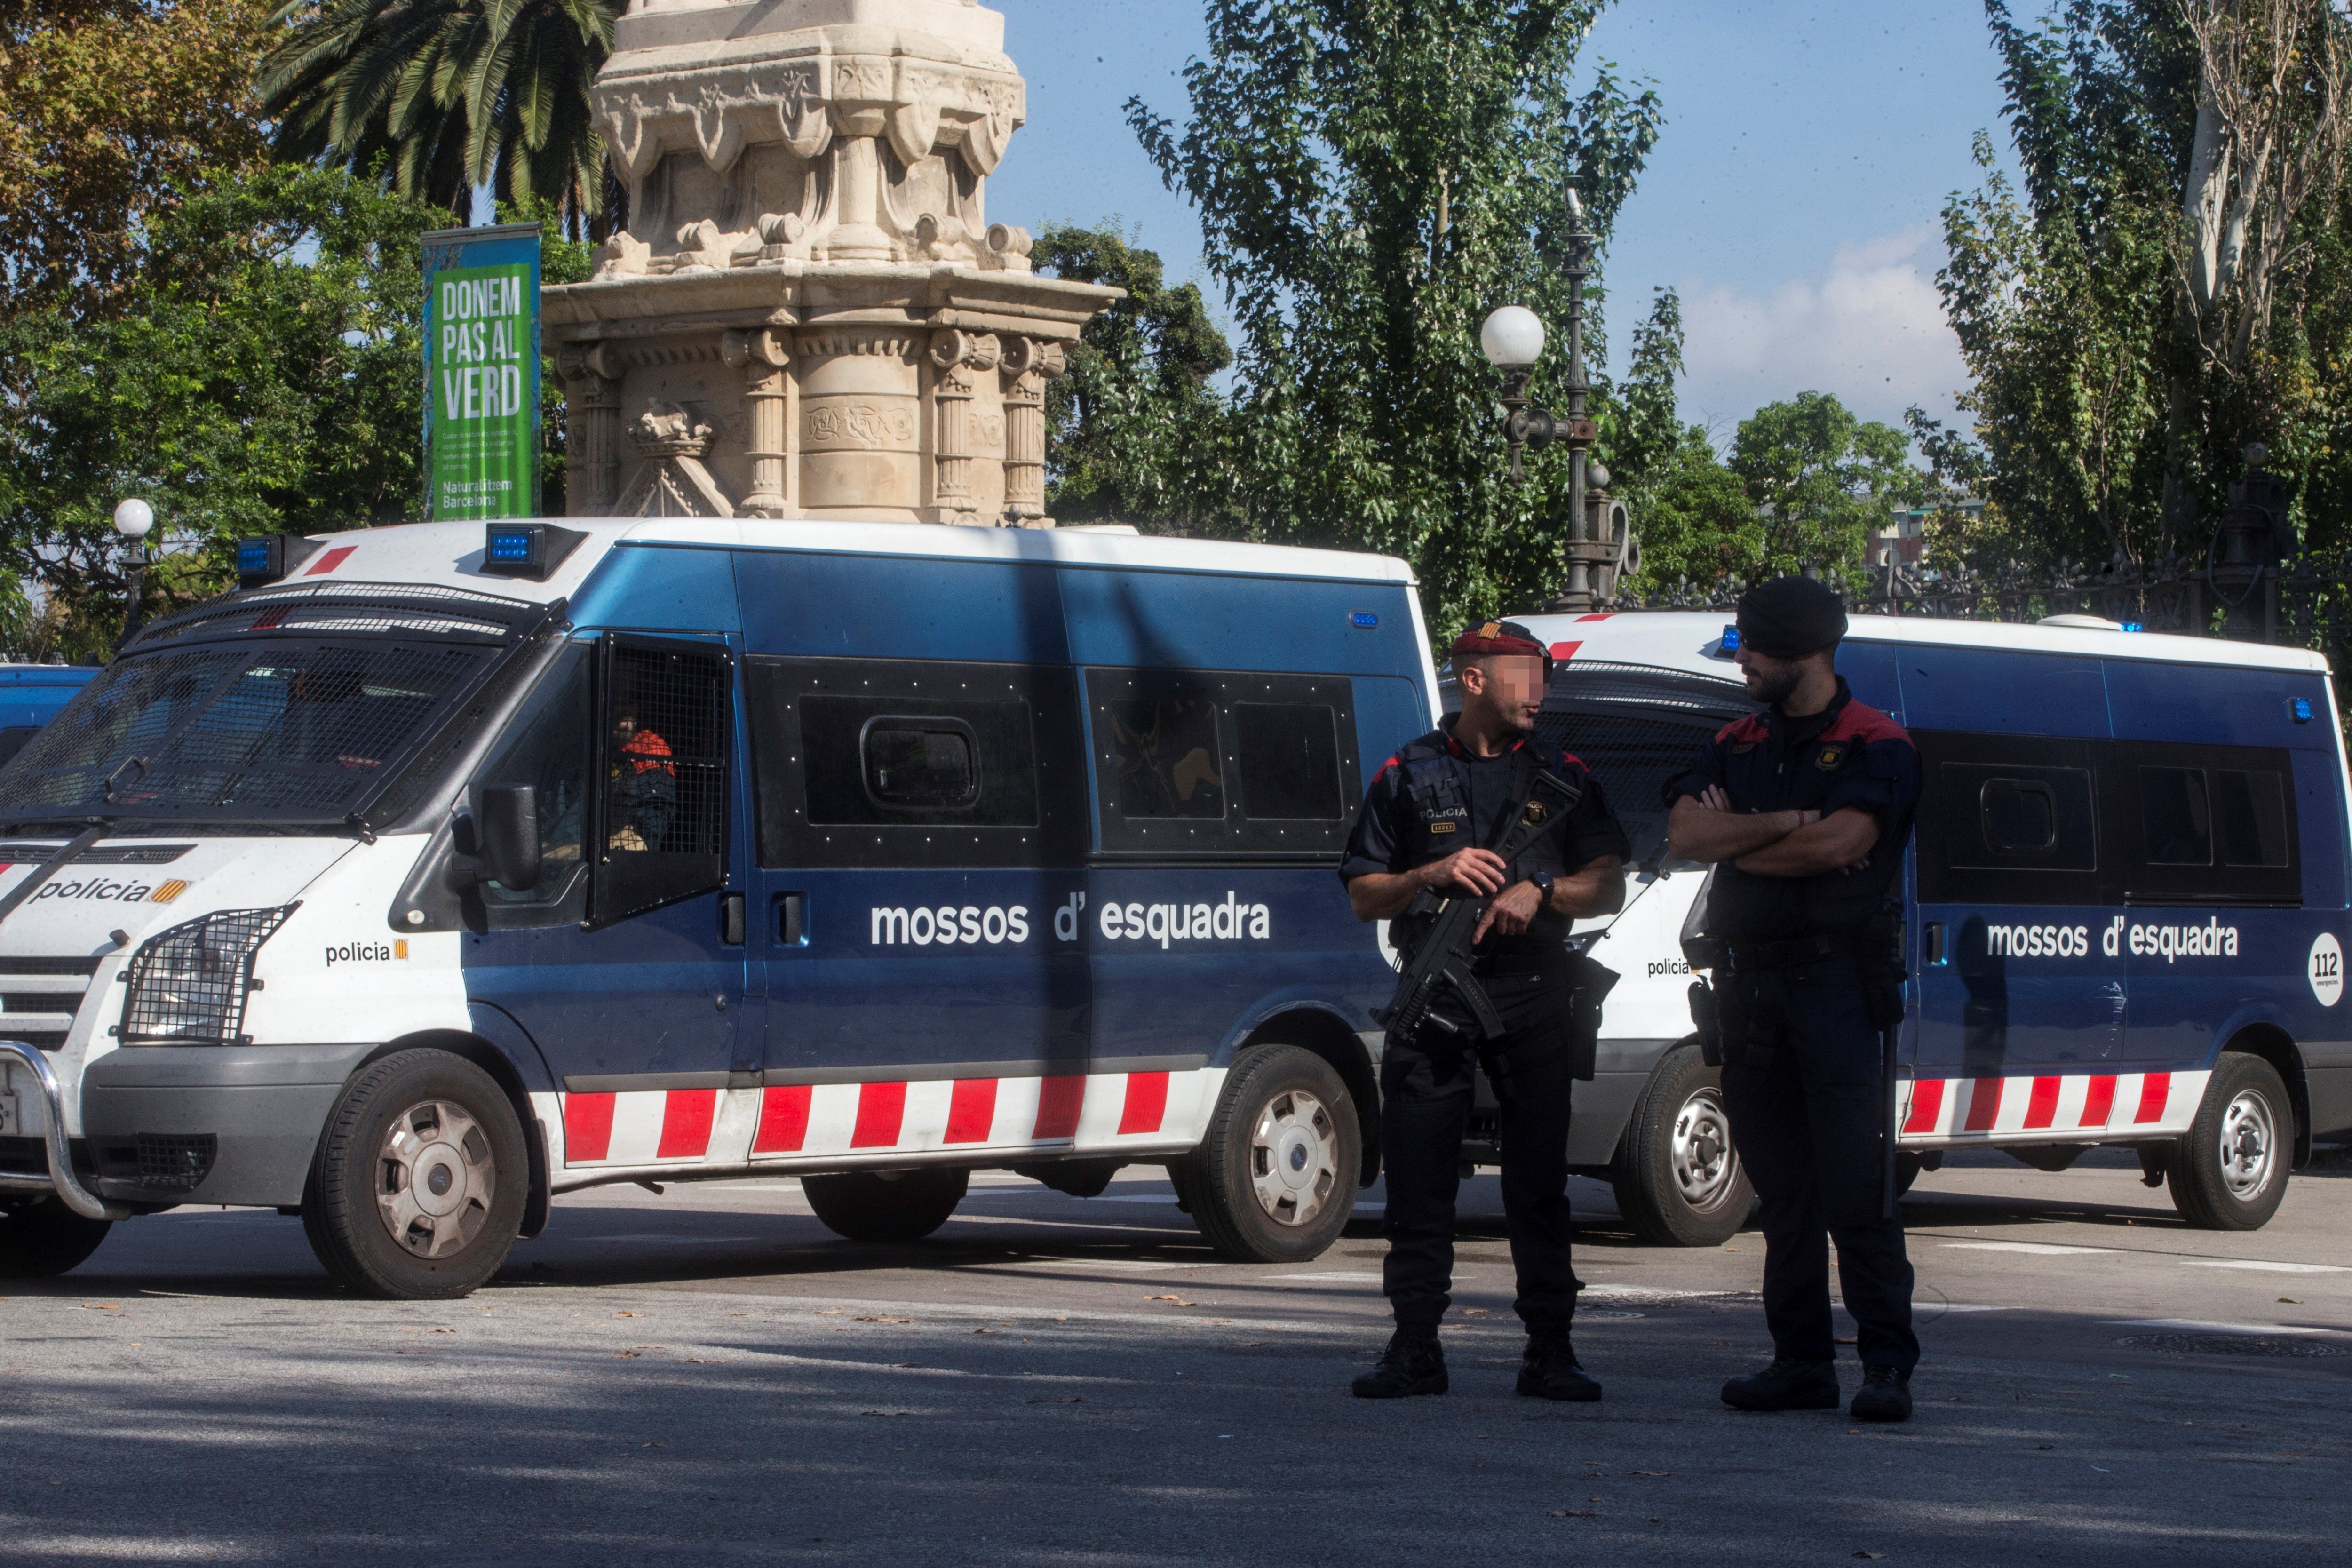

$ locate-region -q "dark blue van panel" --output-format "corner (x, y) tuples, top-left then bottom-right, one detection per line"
(1349, 675), (1431, 783)
(572, 543), (741, 632)
(733, 549), (1069, 664)
(1894, 646), (2109, 737)
(1058, 571), (1421, 678)
(2103, 659), (2320, 747)
(1836, 638), (1901, 714)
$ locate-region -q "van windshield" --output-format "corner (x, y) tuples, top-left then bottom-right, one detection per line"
(0, 583), (550, 832)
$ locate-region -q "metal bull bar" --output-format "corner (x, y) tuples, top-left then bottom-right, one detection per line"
(0, 1039), (130, 1221)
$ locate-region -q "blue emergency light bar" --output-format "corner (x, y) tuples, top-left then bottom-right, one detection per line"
(1716, 624), (1740, 656)
(2293, 697), (2315, 724)
(480, 522), (586, 582)
(1350, 610), (1379, 629)
(234, 534), (322, 588)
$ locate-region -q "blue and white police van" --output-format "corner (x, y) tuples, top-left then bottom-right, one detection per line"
(0, 518), (1450, 1295)
(1488, 608), (2352, 1237)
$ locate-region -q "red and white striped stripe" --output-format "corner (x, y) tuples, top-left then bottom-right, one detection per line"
(1898, 1069), (2210, 1146)
(540, 1068), (1223, 1182)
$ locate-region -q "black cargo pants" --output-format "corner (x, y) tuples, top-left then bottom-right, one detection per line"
(1718, 960), (1919, 1372)
(1378, 970), (1580, 1336)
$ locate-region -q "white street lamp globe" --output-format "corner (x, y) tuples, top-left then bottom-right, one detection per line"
(1479, 306), (1546, 370)
(112, 498), (155, 539)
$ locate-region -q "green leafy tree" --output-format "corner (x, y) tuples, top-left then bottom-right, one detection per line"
(257, 0), (615, 230)
(0, 167), (586, 661)
(1036, 223), (1239, 530)
(1936, 0), (2352, 569)
(1621, 425), (1759, 590)
(1724, 392), (1923, 575)
(1128, 0), (1662, 629)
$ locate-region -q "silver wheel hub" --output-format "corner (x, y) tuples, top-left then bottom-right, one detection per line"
(376, 1100), (495, 1258)
(2217, 1089), (2276, 1202)
(1251, 1088), (1340, 1228)
(1670, 1089), (1739, 1211)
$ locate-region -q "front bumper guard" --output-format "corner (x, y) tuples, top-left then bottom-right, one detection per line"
(0, 1040), (131, 1221)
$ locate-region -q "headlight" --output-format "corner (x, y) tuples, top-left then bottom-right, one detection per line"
(120, 905), (298, 1046)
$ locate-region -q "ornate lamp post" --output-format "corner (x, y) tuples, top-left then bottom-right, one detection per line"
(1477, 187), (1615, 612)
(112, 498), (155, 646)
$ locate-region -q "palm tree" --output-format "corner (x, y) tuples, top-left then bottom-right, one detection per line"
(258, 0), (616, 233)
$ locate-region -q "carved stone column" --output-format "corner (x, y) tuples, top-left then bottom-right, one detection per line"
(1000, 336), (1065, 527)
(797, 327), (922, 519)
(722, 327), (796, 518)
(926, 329), (1001, 523)
(557, 341), (626, 516)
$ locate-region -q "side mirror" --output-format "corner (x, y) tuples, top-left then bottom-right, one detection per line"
(447, 785), (541, 894)
(477, 785), (540, 891)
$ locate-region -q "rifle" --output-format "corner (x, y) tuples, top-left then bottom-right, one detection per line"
(1373, 764), (1581, 1059)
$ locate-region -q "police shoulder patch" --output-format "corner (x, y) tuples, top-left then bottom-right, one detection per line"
(1814, 743), (1846, 771)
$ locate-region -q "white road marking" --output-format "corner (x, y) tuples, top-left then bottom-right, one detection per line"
(1942, 1242), (2116, 1256)
(2179, 1259), (2351, 1275)
(2103, 1319), (2347, 1336)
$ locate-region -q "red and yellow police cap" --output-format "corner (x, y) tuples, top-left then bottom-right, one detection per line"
(1449, 619), (1553, 672)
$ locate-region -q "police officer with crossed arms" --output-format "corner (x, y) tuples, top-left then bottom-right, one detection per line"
(1664, 576), (1923, 1423)
(1340, 620), (1629, 1401)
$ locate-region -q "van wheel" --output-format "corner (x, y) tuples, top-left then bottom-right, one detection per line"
(1179, 1045), (1360, 1264)
(2169, 1052), (2292, 1231)
(1609, 1044), (1755, 1247)
(802, 1167), (970, 1242)
(0, 1198), (112, 1278)
(305, 1050), (527, 1299)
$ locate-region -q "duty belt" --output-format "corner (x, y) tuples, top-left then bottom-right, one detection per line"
(1721, 932), (1860, 972)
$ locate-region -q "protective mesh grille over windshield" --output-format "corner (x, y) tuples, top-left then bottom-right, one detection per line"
(0, 642), (492, 819)
(1534, 660), (1756, 867)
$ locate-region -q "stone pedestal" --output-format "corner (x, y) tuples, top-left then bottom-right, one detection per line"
(543, 0), (1120, 525)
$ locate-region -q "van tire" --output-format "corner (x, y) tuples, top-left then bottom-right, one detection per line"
(1609, 1044), (1755, 1247)
(1180, 1045), (1360, 1264)
(802, 1167), (969, 1242)
(304, 1049), (528, 1299)
(2169, 1052), (2292, 1231)
(0, 1198), (112, 1277)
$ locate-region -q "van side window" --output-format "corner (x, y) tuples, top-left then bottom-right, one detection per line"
(744, 657), (1084, 869)
(1106, 690), (1225, 820)
(2138, 767), (2211, 864)
(1914, 732), (2104, 906)
(799, 694), (1039, 827)
(1234, 702), (1344, 820)
(474, 643), (591, 905)
(2111, 740), (2299, 906)
(1086, 669), (1361, 856)
(591, 637), (731, 926)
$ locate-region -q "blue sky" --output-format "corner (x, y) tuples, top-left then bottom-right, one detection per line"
(985, 0), (2020, 442)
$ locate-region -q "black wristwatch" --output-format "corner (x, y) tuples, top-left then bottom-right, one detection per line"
(1530, 869), (1556, 901)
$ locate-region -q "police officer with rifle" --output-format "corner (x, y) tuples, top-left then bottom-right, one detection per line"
(1340, 621), (1629, 1402)
(1664, 576), (1923, 1423)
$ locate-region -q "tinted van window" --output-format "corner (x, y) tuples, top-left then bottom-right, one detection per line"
(2110, 740), (2299, 906)
(802, 695), (1038, 827)
(1234, 702), (1344, 820)
(1943, 763), (2096, 870)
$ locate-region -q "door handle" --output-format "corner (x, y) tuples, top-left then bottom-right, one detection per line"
(1923, 921), (1947, 967)
(720, 892), (746, 946)
(776, 892), (806, 946)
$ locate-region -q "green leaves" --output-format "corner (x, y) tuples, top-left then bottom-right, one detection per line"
(1120, 0), (1663, 630)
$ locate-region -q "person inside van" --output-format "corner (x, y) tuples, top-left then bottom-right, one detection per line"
(609, 707), (675, 852)
(1340, 619), (1629, 1404)
(1664, 575), (1923, 1424)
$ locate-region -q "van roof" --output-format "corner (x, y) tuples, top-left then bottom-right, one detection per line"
(1511, 609), (2332, 677)
(268, 518), (1417, 603)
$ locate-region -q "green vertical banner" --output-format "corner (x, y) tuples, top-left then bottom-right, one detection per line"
(421, 222), (542, 520)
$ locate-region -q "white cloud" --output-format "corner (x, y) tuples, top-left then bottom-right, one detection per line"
(1671, 223), (1969, 442)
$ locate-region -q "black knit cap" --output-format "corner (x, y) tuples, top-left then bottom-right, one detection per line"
(1736, 576), (1847, 658)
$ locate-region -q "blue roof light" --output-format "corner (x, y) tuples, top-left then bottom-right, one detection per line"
(2292, 697), (2315, 724)
(2118, 621), (2144, 632)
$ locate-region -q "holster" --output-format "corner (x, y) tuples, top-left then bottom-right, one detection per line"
(1855, 909), (1909, 1032)
(1563, 951), (1617, 1082)
(1688, 978), (1723, 1067)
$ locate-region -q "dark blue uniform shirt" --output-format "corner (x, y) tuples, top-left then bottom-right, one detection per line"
(1662, 677), (1920, 942)
(1341, 715), (1630, 966)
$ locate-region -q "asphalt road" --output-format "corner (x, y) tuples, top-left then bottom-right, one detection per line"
(4, 1143), (2348, 1566)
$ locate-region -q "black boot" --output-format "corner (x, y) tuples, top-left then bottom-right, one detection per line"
(1516, 1334), (1602, 1402)
(1351, 1325), (1447, 1399)
(1850, 1364), (1913, 1422)
(1720, 1356), (1841, 1411)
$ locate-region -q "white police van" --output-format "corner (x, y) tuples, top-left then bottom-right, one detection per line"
(1493, 609), (2352, 1236)
(0, 518), (1442, 1295)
